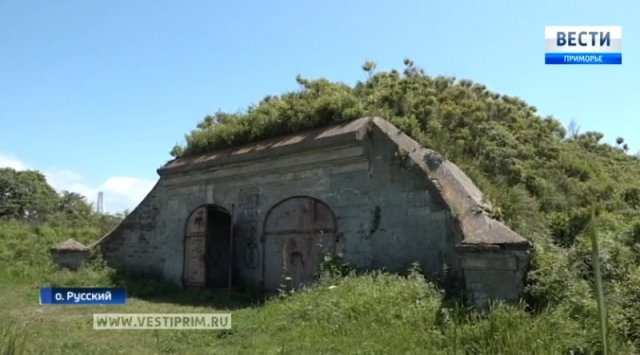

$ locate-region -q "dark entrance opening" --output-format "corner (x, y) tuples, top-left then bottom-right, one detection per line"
(183, 205), (233, 289)
(205, 208), (231, 288)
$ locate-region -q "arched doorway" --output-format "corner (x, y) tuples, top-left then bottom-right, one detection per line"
(182, 205), (233, 289)
(262, 196), (337, 291)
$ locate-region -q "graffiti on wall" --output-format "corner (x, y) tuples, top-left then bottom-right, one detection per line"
(238, 187), (260, 269)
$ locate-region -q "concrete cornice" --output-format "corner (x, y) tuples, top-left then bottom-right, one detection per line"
(158, 118), (372, 177)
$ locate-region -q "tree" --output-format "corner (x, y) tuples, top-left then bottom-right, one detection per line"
(0, 168), (59, 220)
(58, 190), (92, 218)
(361, 61), (376, 79)
(567, 119), (580, 139)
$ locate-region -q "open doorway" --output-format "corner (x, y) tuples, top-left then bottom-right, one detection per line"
(205, 207), (231, 288)
(183, 205), (233, 289)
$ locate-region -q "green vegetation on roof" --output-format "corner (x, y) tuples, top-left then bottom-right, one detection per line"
(173, 59), (573, 160)
(173, 60), (640, 243)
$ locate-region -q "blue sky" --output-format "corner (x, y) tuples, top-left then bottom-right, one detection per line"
(0, 0), (638, 212)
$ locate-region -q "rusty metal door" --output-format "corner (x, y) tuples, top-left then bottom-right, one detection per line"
(183, 206), (207, 287)
(263, 197), (337, 291)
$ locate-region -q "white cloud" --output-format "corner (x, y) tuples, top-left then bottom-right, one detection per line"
(0, 153), (154, 213)
(45, 169), (155, 213)
(0, 153), (28, 171)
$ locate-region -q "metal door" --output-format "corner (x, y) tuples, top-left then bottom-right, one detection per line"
(263, 197), (337, 291)
(183, 206), (207, 287)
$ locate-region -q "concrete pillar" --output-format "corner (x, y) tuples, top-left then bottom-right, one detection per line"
(457, 247), (531, 309)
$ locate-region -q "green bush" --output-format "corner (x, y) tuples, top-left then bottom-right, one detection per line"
(43, 254), (115, 288)
(615, 266), (640, 347)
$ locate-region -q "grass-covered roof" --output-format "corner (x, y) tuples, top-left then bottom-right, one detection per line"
(171, 60), (640, 242)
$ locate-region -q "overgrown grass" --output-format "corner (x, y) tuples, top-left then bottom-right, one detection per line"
(0, 326), (24, 355)
(1, 214), (640, 353)
(1, 263), (636, 354)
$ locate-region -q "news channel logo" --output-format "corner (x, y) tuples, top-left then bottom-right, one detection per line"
(545, 26), (622, 65)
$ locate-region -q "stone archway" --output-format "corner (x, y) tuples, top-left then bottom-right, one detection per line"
(262, 196), (337, 291)
(182, 204), (232, 289)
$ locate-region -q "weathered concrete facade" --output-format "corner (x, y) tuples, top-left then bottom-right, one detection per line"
(93, 117), (531, 307)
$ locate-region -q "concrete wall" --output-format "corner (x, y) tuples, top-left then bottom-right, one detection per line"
(459, 249), (530, 308)
(95, 180), (170, 276)
(98, 136), (460, 291)
(363, 127), (461, 277)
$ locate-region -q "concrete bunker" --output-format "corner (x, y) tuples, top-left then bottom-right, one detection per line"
(90, 117), (533, 308)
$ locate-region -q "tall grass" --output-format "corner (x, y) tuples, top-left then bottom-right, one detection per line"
(0, 326), (23, 355)
(0, 217), (637, 353)
(589, 209), (609, 354)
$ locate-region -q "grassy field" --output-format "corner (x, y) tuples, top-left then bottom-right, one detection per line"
(0, 221), (637, 354)
(0, 263), (636, 355)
